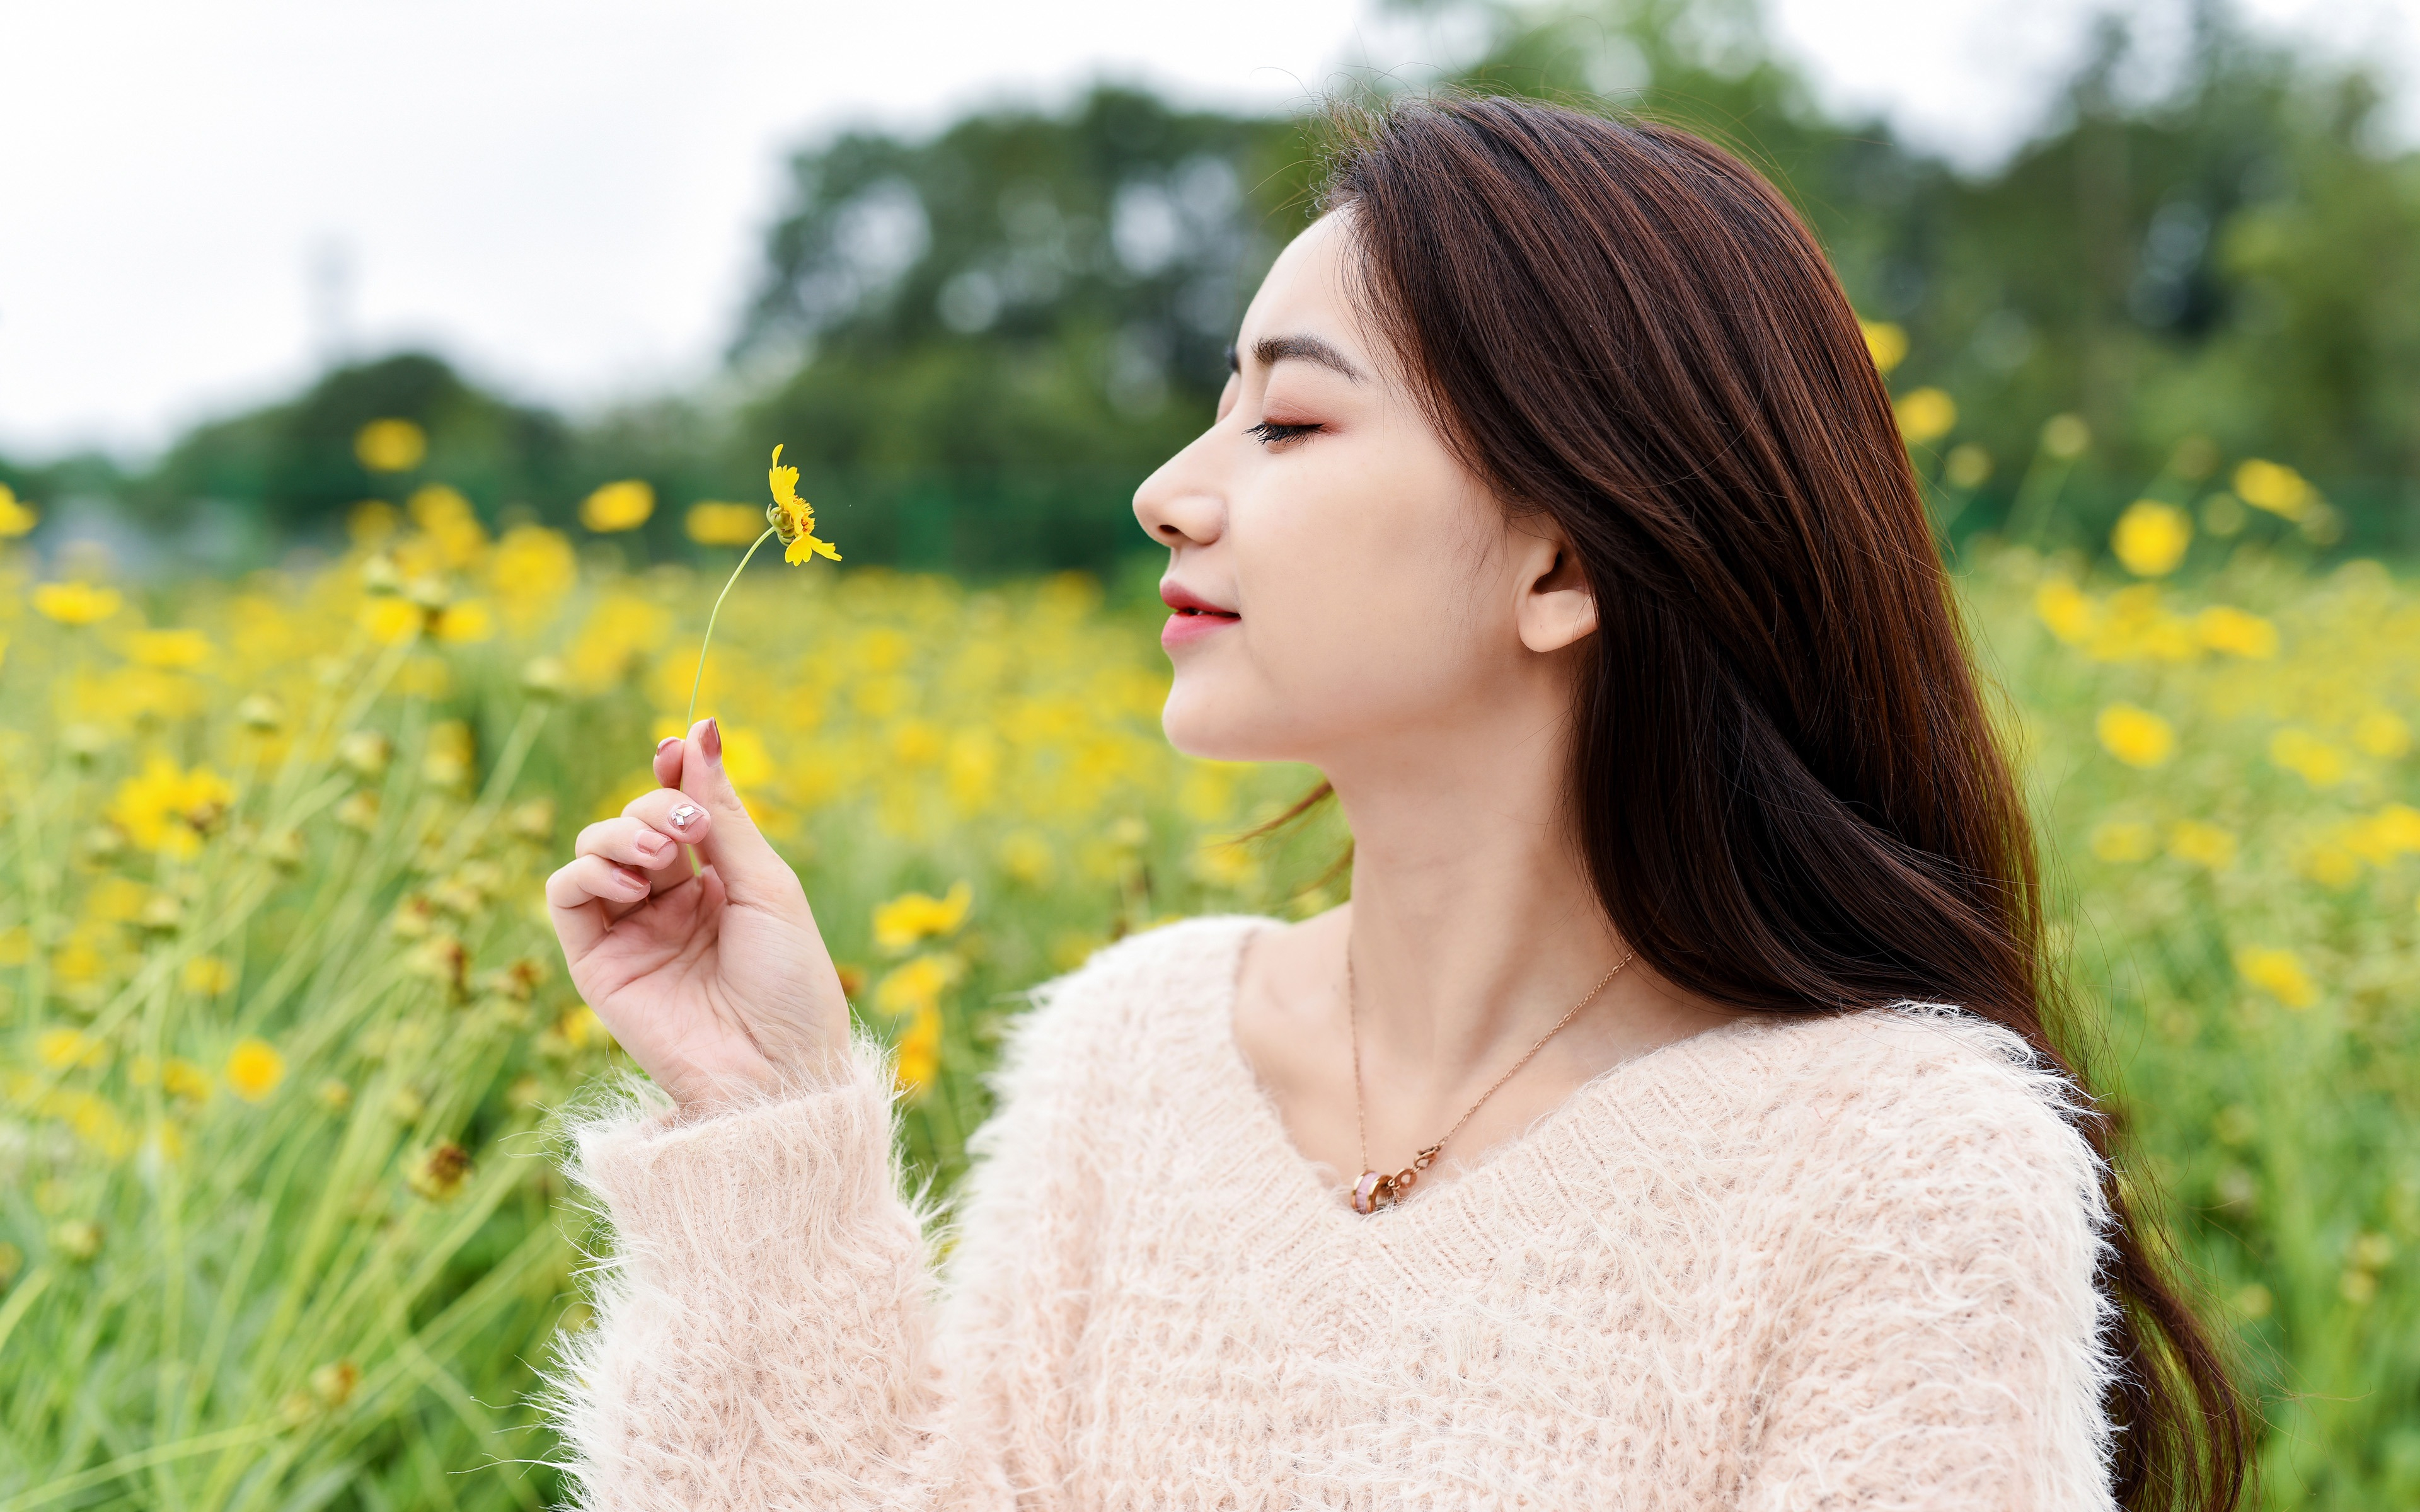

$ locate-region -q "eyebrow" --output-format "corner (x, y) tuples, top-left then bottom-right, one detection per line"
(1232, 333), (1367, 382)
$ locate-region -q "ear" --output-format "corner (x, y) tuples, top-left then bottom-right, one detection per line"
(1513, 522), (1598, 654)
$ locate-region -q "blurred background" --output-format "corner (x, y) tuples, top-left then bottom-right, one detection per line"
(6, 0), (2417, 575)
(4, 2), (2419, 1508)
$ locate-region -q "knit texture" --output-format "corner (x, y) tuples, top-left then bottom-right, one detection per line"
(551, 914), (2119, 1510)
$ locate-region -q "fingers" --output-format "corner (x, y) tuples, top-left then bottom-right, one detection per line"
(672, 718), (797, 905)
(546, 855), (653, 954)
(576, 813), (688, 870)
(653, 733), (684, 789)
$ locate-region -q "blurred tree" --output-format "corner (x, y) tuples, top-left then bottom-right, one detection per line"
(729, 84), (1319, 571)
(1429, 0), (2420, 549)
(135, 352), (576, 535)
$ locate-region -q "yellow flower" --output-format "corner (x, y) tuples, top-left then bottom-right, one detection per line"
(162, 1058), (213, 1102)
(182, 955), (235, 995)
(2034, 579), (2095, 644)
(766, 445), (841, 564)
(2232, 458), (2313, 520)
(872, 881), (973, 954)
(2352, 710), (2411, 759)
(2089, 820), (2157, 862)
(108, 758), (236, 857)
(0, 483), (40, 537)
(2234, 946), (2317, 1009)
(490, 525), (577, 612)
(2269, 728), (2348, 788)
(127, 627), (212, 669)
(2041, 413), (2090, 459)
(355, 418), (428, 472)
(874, 953), (964, 1018)
(580, 479), (655, 533)
(893, 1000), (943, 1096)
(2346, 803), (2420, 863)
(37, 1028), (110, 1071)
(686, 501), (763, 546)
(1893, 387), (1956, 445)
(33, 581), (123, 626)
(2096, 704), (2175, 769)
(2111, 501), (2191, 577)
(1944, 444), (1992, 490)
(226, 1038), (287, 1101)
(2167, 820), (2237, 871)
(406, 1142), (472, 1201)
(2299, 842), (2362, 890)
(432, 599), (493, 643)
(2194, 606), (2277, 659)
(1859, 320), (1907, 374)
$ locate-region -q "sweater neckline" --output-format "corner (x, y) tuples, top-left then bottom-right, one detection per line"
(1200, 914), (1760, 1234)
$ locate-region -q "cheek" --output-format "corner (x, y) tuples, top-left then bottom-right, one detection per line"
(1191, 443), (1510, 744)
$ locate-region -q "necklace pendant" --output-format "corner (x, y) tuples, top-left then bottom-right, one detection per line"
(1351, 1171), (1397, 1215)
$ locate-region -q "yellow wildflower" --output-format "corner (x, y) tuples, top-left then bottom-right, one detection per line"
(126, 627), (212, 669)
(766, 445), (841, 564)
(1859, 320), (1907, 374)
(2269, 728), (2348, 788)
(37, 1028), (110, 1071)
(226, 1038), (287, 1102)
(405, 1142), (471, 1201)
(433, 599), (493, 643)
(1944, 444), (1991, 490)
(2352, 711), (2411, 759)
(162, 1058), (213, 1102)
(2234, 946), (2317, 1009)
(2096, 704), (2175, 769)
(33, 581), (122, 626)
(686, 501), (762, 545)
(0, 482), (38, 536)
(872, 881), (974, 954)
(355, 418), (428, 472)
(579, 479), (655, 533)
(2034, 579), (2095, 644)
(893, 1000), (943, 1096)
(2232, 459), (2313, 520)
(2299, 842), (2362, 890)
(874, 953), (964, 1017)
(1893, 387), (1956, 445)
(2041, 413), (2090, 459)
(2346, 803), (2420, 864)
(2167, 820), (2237, 871)
(182, 955), (235, 995)
(2194, 606), (2277, 659)
(408, 484), (488, 568)
(108, 758), (235, 857)
(2111, 501), (2191, 577)
(2089, 821), (2157, 862)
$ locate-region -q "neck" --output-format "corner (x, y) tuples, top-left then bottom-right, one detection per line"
(1317, 711), (1629, 1094)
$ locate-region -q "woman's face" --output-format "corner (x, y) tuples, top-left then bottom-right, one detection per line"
(1134, 210), (1596, 769)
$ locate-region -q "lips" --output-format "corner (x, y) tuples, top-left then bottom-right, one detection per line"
(1160, 580), (1238, 649)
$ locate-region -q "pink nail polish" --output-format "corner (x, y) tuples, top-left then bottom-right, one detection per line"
(668, 804), (702, 831)
(701, 718), (722, 765)
(657, 736), (681, 754)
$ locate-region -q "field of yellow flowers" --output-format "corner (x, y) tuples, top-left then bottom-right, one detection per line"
(0, 450), (2414, 1508)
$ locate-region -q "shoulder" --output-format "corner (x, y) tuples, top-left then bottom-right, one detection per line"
(977, 914), (1269, 1121)
(1698, 1001), (2111, 1252)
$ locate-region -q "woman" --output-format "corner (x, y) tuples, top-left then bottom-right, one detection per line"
(543, 96), (2245, 1509)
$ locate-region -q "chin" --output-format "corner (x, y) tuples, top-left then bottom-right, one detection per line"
(1159, 679), (1288, 764)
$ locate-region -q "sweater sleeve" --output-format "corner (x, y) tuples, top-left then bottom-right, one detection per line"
(548, 968), (1114, 1512)
(1737, 1013), (2119, 1512)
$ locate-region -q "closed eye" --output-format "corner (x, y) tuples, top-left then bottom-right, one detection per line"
(1245, 420), (1322, 447)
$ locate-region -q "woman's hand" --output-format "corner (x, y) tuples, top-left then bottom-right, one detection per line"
(544, 718), (853, 1114)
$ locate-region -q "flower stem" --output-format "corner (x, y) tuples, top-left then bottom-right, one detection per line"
(687, 527), (778, 731)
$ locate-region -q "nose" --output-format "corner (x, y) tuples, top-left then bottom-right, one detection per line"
(1132, 429), (1226, 549)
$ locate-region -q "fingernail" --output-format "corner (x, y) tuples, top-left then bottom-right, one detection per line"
(668, 803), (702, 831)
(638, 831), (671, 856)
(701, 718), (722, 766)
(615, 866), (648, 890)
(657, 736), (680, 754)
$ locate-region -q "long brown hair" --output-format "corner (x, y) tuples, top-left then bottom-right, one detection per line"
(1289, 93), (2248, 1509)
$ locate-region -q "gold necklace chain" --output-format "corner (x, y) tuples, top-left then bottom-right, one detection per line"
(1345, 942), (1637, 1215)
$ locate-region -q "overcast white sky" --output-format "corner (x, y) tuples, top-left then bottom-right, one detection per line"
(3, 0), (2412, 461)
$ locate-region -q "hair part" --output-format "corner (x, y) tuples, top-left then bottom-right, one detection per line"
(1281, 91), (2249, 1510)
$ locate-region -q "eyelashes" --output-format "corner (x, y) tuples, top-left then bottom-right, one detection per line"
(1245, 420), (1321, 447)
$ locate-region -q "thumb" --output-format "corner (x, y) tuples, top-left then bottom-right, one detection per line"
(678, 717), (792, 900)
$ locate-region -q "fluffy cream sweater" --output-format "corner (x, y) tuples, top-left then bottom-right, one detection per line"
(551, 914), (2118, 1510)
